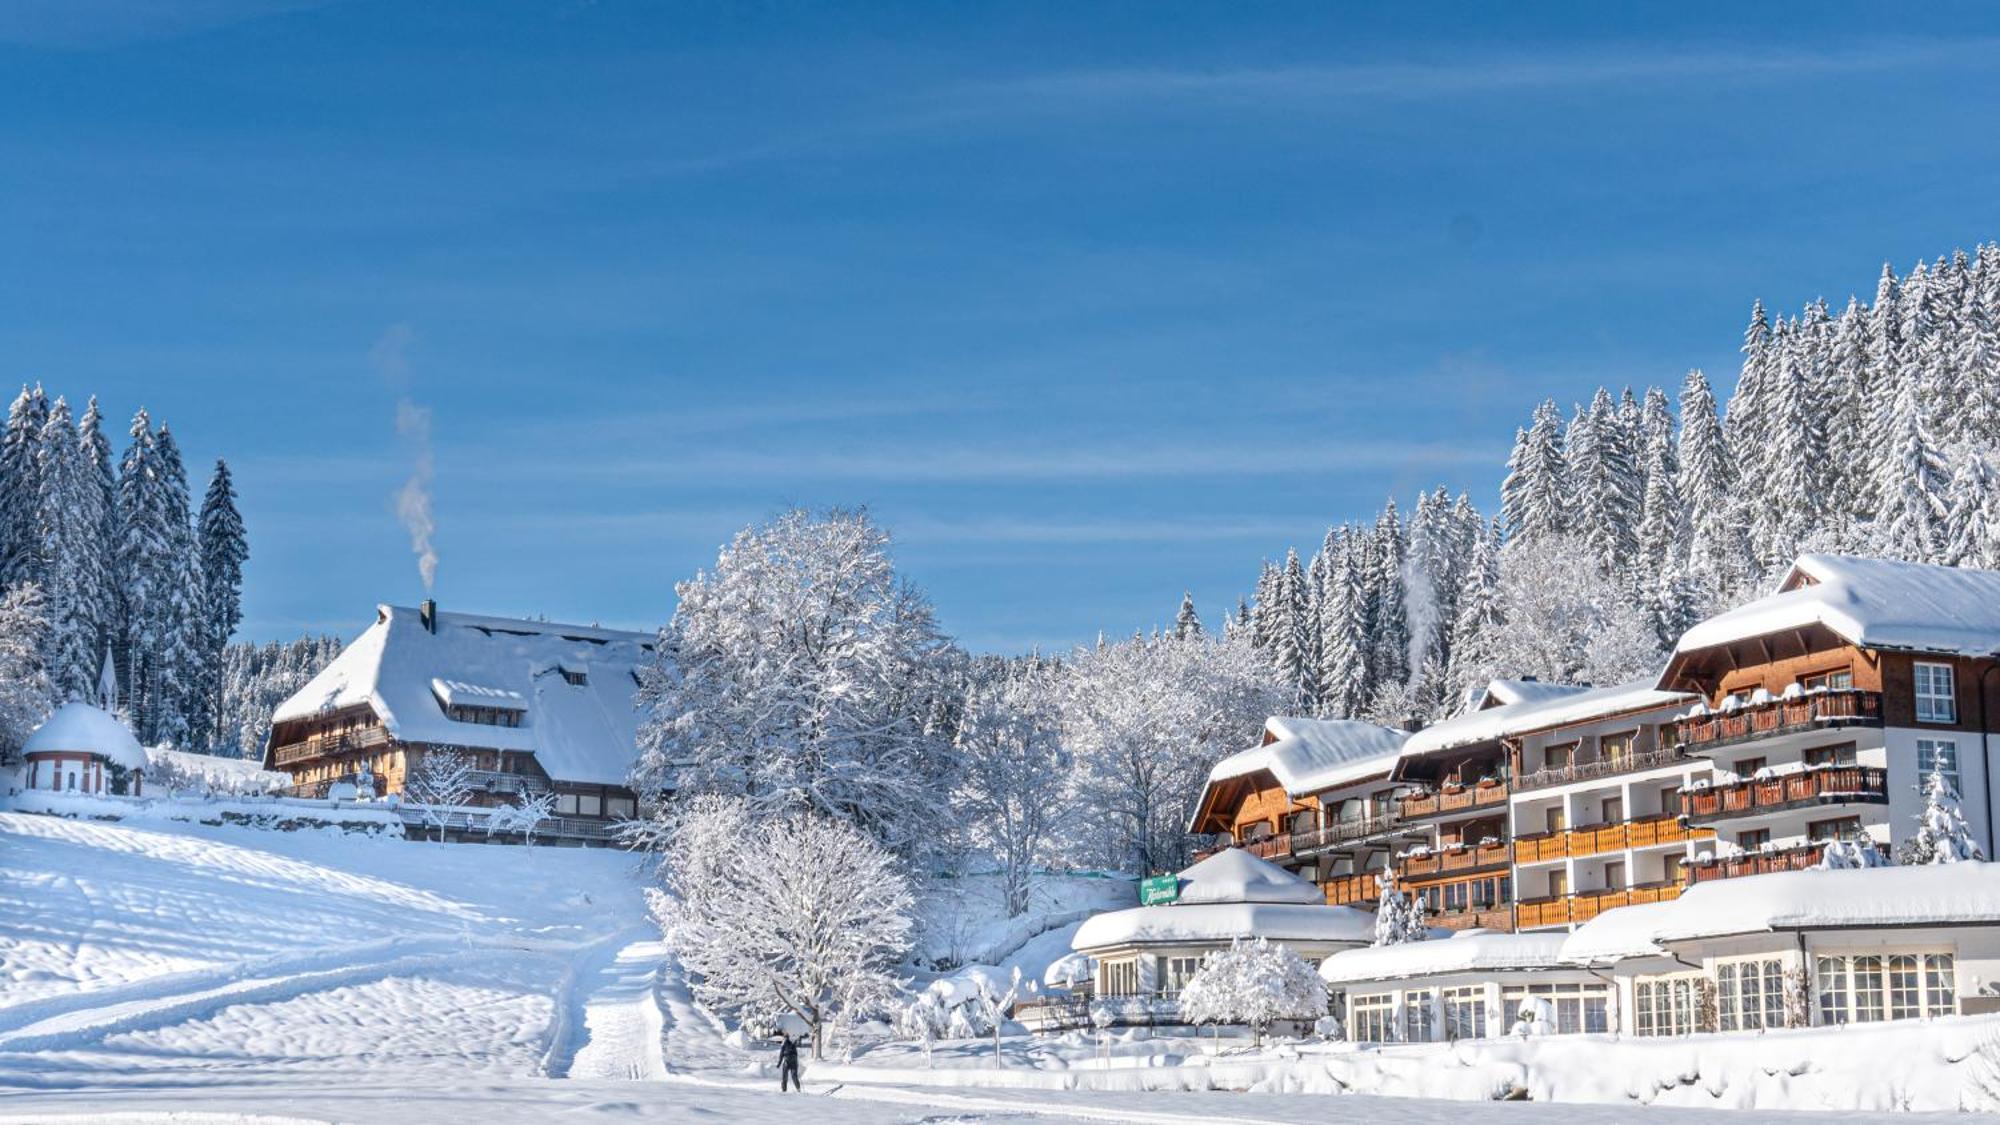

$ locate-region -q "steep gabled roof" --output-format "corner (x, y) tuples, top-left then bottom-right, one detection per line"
(1191, 716), (1406, 831)
(1669, 554), (2000, 665)
(269, 604), (655, 787)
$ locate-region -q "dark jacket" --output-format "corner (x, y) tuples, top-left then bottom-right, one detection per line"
(777, 1037), (799, 1067)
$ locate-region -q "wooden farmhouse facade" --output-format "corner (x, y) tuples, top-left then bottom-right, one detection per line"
(264, 600), (656, 843)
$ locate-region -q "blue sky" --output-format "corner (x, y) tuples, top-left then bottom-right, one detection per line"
(2, 2), (1999, 652)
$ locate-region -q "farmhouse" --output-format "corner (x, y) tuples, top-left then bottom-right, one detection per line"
(263, 600), (655, 842)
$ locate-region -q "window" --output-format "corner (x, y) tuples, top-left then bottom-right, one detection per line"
(1544, 806), (1566, 833)
(1805, 743), (1857, 768)
(556, 793), (579, 816)
(1804, 669), (1855, 691)
(578, 793), (603, 817)
(1101, 959), (1139, 997)
(1808, 816), (1861, 842)
(1499, 983), (1609, 1035)
(1406, 989), (1436, 1041)
(561, 668), (588, 686)
(1604, 861), (1626, 890)
(1737, 828), (1770, 851)
(1600, 796), (1624, 824)
(1635, 975), (1701, 1037)
(1816, 954), (1953, 1024)
(1442, 986), (1487, 1041)
(1716, 958), (1787, 1031)
(1161, 956), (1202, 997)
(1545, 744), (1575, 771)
(1918, 739), (1961, 792)
(606, 796), (636, 819)
(1915, 662), (1957, 723)
(1351, 993), (1396, 1042)
(1736, 757), (1767, 778)
(1602, 733), (1634, 765)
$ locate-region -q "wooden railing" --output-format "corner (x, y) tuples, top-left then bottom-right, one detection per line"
(1679, 765), (1888, 822)
(1514, 880), (1684, 929)
(1243, 833), (1292, 861)
(1322, 871), (1381, 906)
(1400, 781), (1508, 820)
(1685, 840), (1888, 884)
(1399, 839), (1513, 878)
(1290, 813), (1407, 854)
(1428, 906), (1515, 932)
(1512, 746), (1683, 792)
(1673, 689), (1882, 751)
(270, 725), (390, 766)
(1513, 815), (1711, 863)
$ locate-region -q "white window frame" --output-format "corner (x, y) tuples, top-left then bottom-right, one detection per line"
(1914, 662), (1957, 724)
(1917, 738), (1961, 793)
(1441, 985), (1488, 1041)
(1499, 982), (1609, 1035)
(1350, 993), (1397, 1042)
(1815, 951), (1954, 1025)
(1715, 956), (1787, 1031)
(1635, 972), (1702, 1037)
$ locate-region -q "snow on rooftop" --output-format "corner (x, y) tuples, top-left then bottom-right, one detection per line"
(1072, 901), (1374, 951)
(1173, 848), (1327, 906)
(1672, 554), (2000, 660)
(1401, 678), (1694, 759)
(1480, 679), (1593, 709)
(23, 702), (146, 771)
(1203, 716), (1406, 799)
(1557, 900), (1677, 964)
(1318, 928), (1569, 985)
(271, 604), (654, 787)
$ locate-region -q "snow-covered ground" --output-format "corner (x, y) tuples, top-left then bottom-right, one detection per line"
(0, 806), (1982, 1123)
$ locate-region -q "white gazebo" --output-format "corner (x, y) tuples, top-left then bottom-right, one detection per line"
(21, 702), (147, 797)
(1072, 848), (1373, 1008)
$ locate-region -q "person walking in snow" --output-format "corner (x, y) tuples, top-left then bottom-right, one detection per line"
(776, 1031), (801, 1092)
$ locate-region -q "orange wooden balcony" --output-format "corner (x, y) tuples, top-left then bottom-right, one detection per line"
(1672, 689), (1881, 752)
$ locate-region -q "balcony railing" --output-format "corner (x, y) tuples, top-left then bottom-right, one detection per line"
(1399, 839), (1513, 879)
(1400, 781), (1508, 820)
(1685, 840), (1888, 884)
(1672, 689), (1882, 752)
(1679, 765), (1888, 823)
(1322, 871), (1382, 906)
(1513, 815), (1712, 864)
(1512, 746), (1683, 792)
(1289, 813), (1411, 855)
(1515, 880), (1684, 929)
(270, 725), (391, 766)
(1427, 905), (1515, 932)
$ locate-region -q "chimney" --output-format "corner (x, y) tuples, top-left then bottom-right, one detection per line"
(420, 599), (437, 634)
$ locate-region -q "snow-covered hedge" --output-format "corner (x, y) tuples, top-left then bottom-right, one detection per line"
(4, 789), (404, 835)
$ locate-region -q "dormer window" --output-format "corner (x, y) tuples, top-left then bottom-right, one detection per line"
(562, 668), (588, 687)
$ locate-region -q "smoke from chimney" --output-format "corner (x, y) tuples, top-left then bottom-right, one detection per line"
(373, 324), (439, 592)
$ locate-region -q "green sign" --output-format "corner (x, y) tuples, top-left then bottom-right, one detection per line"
(1139, 874), (1180, 906)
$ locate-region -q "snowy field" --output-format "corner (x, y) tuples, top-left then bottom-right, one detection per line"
(0, 807), (1982, 1123)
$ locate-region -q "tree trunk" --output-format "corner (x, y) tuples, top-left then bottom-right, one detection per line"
(810, 1014), (824, 1061)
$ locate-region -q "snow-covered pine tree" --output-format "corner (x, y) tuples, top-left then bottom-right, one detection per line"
(1249, 560), (1280, 650)
(33, 398), (98, 701)
(197, 459), (248, 747)
(1316, 531), (1369, 719)
(1371, 870), (1428, 946)
(1174, 590), (1203, 639)
(76, 398), (117, 663)
(149, 424), (204, 748)
(0, 582), (53, 757)
(1902, 765), (1984, 865)
(1869, 360), (1950, 562)
(1274, 548), (1316, 709)
(1443, 520), (1503, 711)
(1364, 501), (1408, 702)
(0, 386), (50, 592)
(1726, 299), (1773, 489)
(113, 409), (166, 738)
(1677, 369), (1750, 605)
(1944, 448), (2000, 570)
(1821, 297), (1872, 523)
(1757, 333), (1829, 569)
(1568, 388), (1641, 581)
(1500, 400), (1568, 543)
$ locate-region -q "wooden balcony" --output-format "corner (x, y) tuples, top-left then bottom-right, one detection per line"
(1686, 840), (1888, 884)
(270, 725), (391, 766)
(1399, 839), (1512, 879)
(1322, 871), (1381, 906)
(1290, 813), (1411, 856)
(1513, 815), (1712, 863)
(1679, 765), (1888, 824)
(1428, 906), (1515, 932)
(1672, 689), (1882, 752)
(1512, 746), (1683, 792)
(1515, 880), (1684, 929)
(1243, 833), (1292, 861)
(1400, 781), (1508, 820)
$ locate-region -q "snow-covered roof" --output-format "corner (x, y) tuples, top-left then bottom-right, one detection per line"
(1174, 848), (1327, 906)
(1072, 902), (1374, 951)
(1318, 929), (1570, 985)
(23, 703), (146, 770)
(1654, 863), (2000, 942)
(1203, 716), (1407, 798)
(1557, 900), (1677, 964)
(1671, 554), (2000, 661)
(1401, 678), (1694, 759)
(270, 604), (655, 787)
(1480, 679), (1592, 709)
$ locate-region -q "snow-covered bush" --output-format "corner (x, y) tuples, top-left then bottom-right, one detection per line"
(1817, 838), (1890, 869)
(1175, 938), (1327, 1047)
(969, 967), (1021, 1065)
(893, 990), (949, 1069)
(404, 746), (475, 843)
(1902, 765), (1984, 865)
(1372, 871), (1428, 946)
(653, 795), (914, 1060)
(484, 788), (555, 846)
